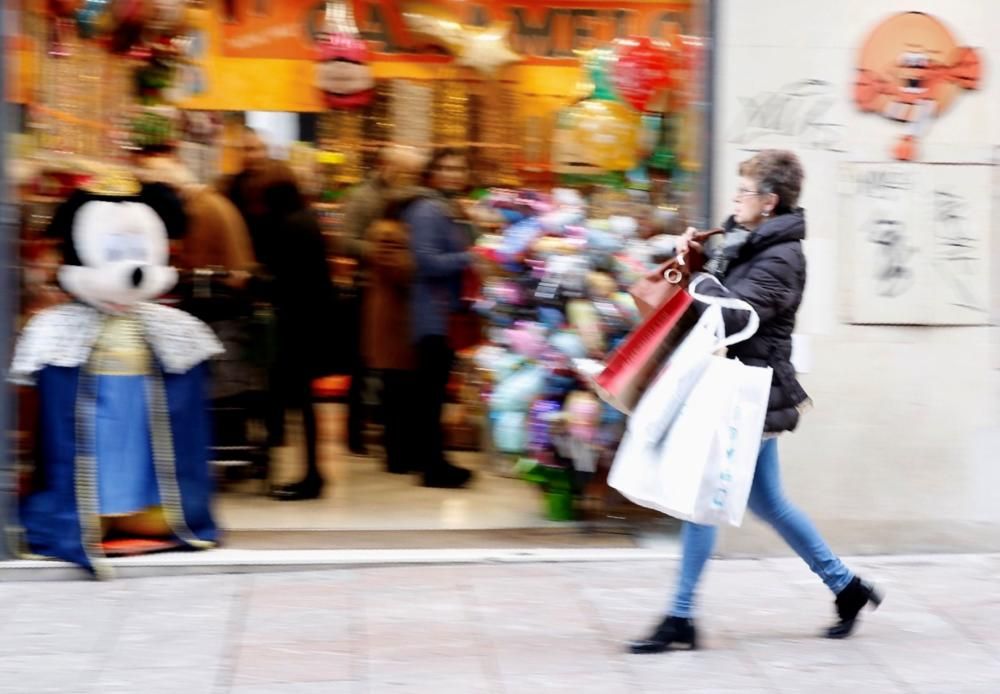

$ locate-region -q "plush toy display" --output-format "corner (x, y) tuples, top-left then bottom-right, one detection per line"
(10, 170), (223, 576)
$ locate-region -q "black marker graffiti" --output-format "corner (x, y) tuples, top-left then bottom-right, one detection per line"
(729, 79), (845, 151)
(933, 190), (985, 312)
(868, 217), (915, 298)
(856, 169), (914, 198)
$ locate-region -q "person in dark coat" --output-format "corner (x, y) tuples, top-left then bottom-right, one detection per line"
(402, 148), (478, 489)
(248, 162), (340, 501)
(629, 150), (882, 654)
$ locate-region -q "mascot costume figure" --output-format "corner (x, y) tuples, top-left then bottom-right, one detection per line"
(10, 171), (223, 576)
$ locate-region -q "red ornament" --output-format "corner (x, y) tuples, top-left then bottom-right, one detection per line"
(316, 33), (375, 109)
(612, 36), (673, 112)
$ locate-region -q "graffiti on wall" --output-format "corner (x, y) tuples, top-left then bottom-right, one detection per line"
(854, 12), (983, 161)
(728, 79), (845, 151)
(847, 163), (990, 325)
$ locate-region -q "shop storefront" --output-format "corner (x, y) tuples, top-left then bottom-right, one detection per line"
(3, 0), (718, 568)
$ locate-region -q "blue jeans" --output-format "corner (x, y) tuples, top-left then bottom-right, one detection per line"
(670, 438), (853, 618)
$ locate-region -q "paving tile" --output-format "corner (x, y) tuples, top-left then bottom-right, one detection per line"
(0, 654), (100, 694)
(230, 683), (358, 694)
(491, 638), (617, 678)
(743, 638), (907, 693)
(364, 653), (493, 692)
(231, 642), (357, 685)
(500, 672), (634, 694)
(867, 639), (1000, 693)
(90, 666), (218, 694)
(627, 648), (769, 693)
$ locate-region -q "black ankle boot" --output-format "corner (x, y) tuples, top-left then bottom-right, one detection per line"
(628, 616), (698, 654)
(270, 477), (324, 501)
(826, 577), (883, 639)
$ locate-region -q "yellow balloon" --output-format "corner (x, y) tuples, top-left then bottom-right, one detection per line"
(552, 100), (641, 174)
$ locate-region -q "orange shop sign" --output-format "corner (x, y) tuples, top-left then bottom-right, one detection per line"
(219, 0), (691, 61)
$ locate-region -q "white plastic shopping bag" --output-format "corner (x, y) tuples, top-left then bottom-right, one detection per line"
(626, 303), (724, 448)
(655, 355), (772, 526)
(608, 273), (771, 526)
(606, 431), (668, 514)
(627, 274), (761, 448)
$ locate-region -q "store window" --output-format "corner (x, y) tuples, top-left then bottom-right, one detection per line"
(4, 1), (713, 567)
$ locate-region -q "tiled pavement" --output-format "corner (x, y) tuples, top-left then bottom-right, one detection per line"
(1, 554), (998, 693)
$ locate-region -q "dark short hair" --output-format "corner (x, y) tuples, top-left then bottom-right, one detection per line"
(421, 147), (469, 188)
(739, 150), (804, 214)
(248, 161), (307, 216)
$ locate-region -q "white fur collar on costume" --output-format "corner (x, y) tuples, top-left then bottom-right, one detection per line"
(10, 302), (223, 385)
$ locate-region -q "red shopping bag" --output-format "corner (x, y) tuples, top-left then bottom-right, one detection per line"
(592, 289), (698, 414)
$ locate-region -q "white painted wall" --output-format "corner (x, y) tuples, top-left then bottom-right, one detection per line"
(245, 111), (299, 160)
(712, 0), (1000, 554)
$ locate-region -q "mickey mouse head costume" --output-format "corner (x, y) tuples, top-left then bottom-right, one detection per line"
(10, 172), (223, 576)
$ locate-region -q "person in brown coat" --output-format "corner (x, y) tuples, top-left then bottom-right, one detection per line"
(340, 145), (430, 454)
(362, 211), (418, 474)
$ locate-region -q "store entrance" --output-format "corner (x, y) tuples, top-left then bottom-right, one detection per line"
(7, 1), (710, 565)
(213, 403), (603, 548)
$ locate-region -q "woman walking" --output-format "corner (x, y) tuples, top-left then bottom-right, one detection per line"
(629, 150), (882, 654)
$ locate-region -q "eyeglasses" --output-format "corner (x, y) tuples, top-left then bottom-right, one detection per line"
(736, 187), (763, 198)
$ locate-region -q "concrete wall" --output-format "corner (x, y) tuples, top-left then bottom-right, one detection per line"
(711, 0), (1000, 555)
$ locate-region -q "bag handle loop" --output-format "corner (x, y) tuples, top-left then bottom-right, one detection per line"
(688, 274), (760, 350)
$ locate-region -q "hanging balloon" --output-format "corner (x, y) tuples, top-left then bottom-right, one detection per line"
(528, 399), (562, 454)
(671, 34), (703, 108)
(551, 99), (641, 175)
(612, 36), (672, 112)
(455, 23), (521, 76)
(316, 33), (375, 108)
(573, 47), (617, 102)
(400, 1), (522, 77)
(565, 391), (601, 444)
(313, 1), (375, 108)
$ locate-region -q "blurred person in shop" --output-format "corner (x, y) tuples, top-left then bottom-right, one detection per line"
(628, 150), (882, 655)
(338, 146), (426, 455)
(247, 161), (340, 501)
(359, 146), (429, 475)
(219, 125), (270, 238)
(133, 144), (265, 439)
(401, 147), (479, 489)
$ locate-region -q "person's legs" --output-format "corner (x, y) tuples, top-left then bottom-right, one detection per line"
(415, 336), (450, 466)
(347, 355), (367, 454)
(270, 378), (324, 501)
(415, 336), (471, 487)
(670, 521), (719, 618)
(381, 369), (411, 474)
(747, 439), (853, 595)
(346, 293), (367, 454)
(300, 381), (321, 485)
(629, 520), (713, 653)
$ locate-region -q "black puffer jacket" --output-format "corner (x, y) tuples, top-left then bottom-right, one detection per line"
(695, 209), (810, 433)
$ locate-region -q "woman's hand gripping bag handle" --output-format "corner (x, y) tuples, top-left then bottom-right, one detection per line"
(629, 228), (725, 319)
(626, 273), (761, 448)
